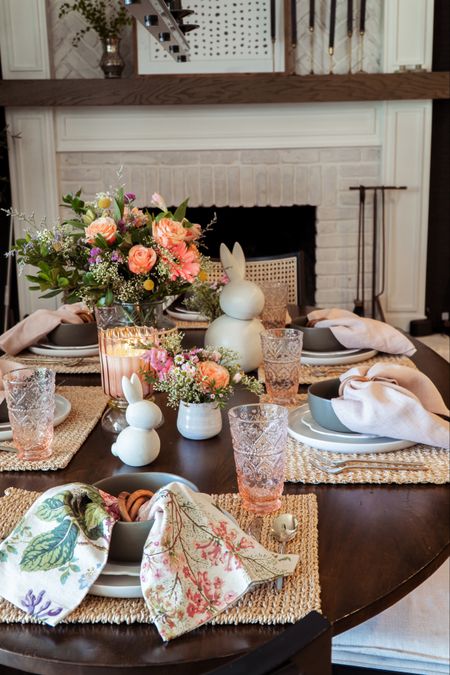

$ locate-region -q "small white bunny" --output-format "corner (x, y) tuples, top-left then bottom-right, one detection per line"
(204, 242), (265, 372)
(111, 373), (162, 467)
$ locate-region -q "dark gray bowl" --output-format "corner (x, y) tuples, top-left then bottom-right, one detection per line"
(47, 322), (98, 347)
(308, 378), (354, 433)
(94, 472), (198, 562)
(291, 316), (343, 352)
(0, 399), (8, 424)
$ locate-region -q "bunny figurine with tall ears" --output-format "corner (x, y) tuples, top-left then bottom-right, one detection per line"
(111, 373), (162, 467)
(204, 242), (265, 372)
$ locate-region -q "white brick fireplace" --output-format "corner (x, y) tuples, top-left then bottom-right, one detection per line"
(6, 100), (432, 330)
(1, 1), (434, 331)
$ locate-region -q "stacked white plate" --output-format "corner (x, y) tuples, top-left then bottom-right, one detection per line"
(166, 307), (208, 322)
(288, 403), (414, 454)
(301, 347), (377, 366)
(90, 561), (142, 599)
(29, 343), (99, 357)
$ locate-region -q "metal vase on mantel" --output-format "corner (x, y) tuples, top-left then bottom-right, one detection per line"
(100, 37), (125, 79)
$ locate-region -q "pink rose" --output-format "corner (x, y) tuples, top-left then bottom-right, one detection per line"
(153, 217), (186, 249)
(85, 216), (117, 245)
(165, 242), (200, 283)
(197, 361), (230, 392)
(128, 245), (157, 274)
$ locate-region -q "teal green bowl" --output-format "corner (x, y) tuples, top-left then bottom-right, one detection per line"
(308, 379), (354, 433)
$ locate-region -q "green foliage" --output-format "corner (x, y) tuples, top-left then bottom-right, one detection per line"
(58, 0), (132, 46)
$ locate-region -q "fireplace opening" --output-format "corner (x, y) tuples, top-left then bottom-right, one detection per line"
(180, 206), (316, 306)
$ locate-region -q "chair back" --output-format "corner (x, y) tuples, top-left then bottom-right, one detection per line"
(208, 252), (303, 305)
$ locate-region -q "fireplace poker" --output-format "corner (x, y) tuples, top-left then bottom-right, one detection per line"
(353, 185), (366, 316)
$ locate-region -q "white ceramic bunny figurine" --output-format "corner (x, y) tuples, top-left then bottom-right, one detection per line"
(204, 242), (265, 372)
(111, 373), (162, 467)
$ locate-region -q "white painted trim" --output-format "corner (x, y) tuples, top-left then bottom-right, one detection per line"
(383, 0), (434, 73)
(0, 0), (51, 79)
(55, 102), (381, 152)
(380, 100), (432, 330)
(6, 109), (60, 316)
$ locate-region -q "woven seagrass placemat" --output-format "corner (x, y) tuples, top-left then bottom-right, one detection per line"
(285, 436), (450, 485)
(0, 387), (108, 472)
(258, 354), (416, 386)
(0, 489), (320, 626)
(6, 352), (101, 374)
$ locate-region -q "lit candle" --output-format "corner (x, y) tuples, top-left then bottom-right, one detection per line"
(329, 0), (337, 54)
(360, 0), (366, 35)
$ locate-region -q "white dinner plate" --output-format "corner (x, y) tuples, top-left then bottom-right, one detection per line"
(92, 507), (239, 599)
(41, 342), (98, 351)
(301, 348), (377, 366)
(302, 347), (362, 358)
(90, 574), (143, 599)
(288, 404), (414, 454)
(29, 344), (99, 357)
(103, 561), (140, 577)
(166, 308), (208, 322)
(301, 410), (378, 440)
(0, 394), (71, 442)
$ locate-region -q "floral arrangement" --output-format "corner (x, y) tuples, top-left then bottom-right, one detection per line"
(10, 189), (208, 308)
(58, 0), (132, 46)
(183, 277), (227, 322)
(142, 333), (262, 408)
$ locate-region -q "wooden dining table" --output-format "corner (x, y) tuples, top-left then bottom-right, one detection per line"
(0, 335), (448, 674)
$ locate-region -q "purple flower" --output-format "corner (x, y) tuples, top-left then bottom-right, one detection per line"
(111, 250), (123, 263)
(124, 192), (136, 204)
(88, 247), (102, 264)
(117, 219), (127, 234)
(21, 589), (63, 620)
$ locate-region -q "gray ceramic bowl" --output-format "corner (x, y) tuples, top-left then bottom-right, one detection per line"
(47, 322), (98, 347)
(308, 378), (354, 433)
(0, 399), (8, 424)
(291, 316), (343, 352)
(94, 472), (198, 562)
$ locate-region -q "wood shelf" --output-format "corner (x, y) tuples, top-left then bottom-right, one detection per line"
(0, 71), (448, 107)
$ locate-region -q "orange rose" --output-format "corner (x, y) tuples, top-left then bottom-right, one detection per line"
(152, 217), (186, 249)
(128, 245), (157, 275)
(85, 216), (117, 244)
(183, 222), (202, 242)
(197, 361), (230, 392)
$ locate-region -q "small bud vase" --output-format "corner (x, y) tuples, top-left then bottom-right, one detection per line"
(177, 401), (222, 440)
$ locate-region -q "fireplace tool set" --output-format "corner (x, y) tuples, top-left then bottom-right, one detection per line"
(350, 186), (408, 320)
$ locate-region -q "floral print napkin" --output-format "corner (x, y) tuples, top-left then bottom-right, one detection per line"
(0, 483), (119, 624)
(140, 482), (300, 641)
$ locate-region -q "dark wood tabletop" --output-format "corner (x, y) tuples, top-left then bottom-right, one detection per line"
(0, 336), (448, 674)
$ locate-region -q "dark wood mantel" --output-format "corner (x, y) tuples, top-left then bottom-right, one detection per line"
(0, 71), (448, 107)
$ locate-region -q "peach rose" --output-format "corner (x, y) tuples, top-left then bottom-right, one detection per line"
(183, 222), (202, 242)
(197, 361), (230, 392)
(128, 245), (157, 275)
(152, 217), (186, 249)
(85, 216), (117, 245)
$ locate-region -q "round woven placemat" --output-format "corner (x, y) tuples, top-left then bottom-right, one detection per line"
(8, 353), (101, 374)
(0, 489), (320, 626)
(0, 387), (108, 472)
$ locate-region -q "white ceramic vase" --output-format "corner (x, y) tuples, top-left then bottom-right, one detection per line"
(177, 401), (222, 440)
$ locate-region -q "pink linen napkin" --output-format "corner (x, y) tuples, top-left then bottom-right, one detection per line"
(331, 364), (449, 449)
(0, 303), (88, 356)
(0, 359), (25, 405)
(0, 483), (119, 625)
(139, 482), (300, 641)
(307, 308), (416, 356)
